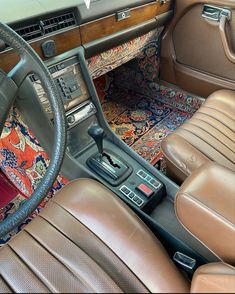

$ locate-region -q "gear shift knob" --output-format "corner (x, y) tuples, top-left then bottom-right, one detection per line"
(88, 124), (104, 155)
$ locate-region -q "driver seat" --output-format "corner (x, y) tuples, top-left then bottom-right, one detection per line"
(0, 178), (232, 293)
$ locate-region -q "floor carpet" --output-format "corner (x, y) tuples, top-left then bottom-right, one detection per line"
(95, 77), (204, 168)
(0, 108), (68, 245)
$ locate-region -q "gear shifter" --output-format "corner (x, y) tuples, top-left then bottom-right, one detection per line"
(87, 124), (130, 184)
(88, 124), (104, 155)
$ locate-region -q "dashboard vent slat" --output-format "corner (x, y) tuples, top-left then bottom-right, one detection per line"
(15, 23), (43, 42)
(11, 11), (76, 45)
(43, 12), (76, 34)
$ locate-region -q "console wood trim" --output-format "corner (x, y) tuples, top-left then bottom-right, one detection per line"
(80, 1), (173, 44)
(0, 27), (81, 72)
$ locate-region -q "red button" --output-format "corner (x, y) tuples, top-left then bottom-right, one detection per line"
(137, 184), (154, 197)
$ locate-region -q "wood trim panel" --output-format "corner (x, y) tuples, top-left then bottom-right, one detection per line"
(0, 27), (81, 72)
(80, 1), (172, 44)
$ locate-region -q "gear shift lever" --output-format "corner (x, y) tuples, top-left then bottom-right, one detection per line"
(87, 124), (129, 183)
(88, 124), (104, 155)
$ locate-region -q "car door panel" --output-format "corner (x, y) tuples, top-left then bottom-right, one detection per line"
(160, 0), (235, 97)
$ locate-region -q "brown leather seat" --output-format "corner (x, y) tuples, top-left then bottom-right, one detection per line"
(0, 177), (234, 293)
(0, 179), (189, 293)
(161, 90), (235, 183)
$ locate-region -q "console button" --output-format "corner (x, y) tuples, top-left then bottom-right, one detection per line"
(120, 186), (130, 196)
(136, 198), (143, 205)
(129, 192), (135, 199)
(133, 196), (139, 202)
(150, 179), (160, 189)
(137, 184), (154, 198)
(137, 169), (147, 179)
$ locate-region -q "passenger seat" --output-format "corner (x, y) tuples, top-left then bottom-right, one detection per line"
(161, 90), (235, 183)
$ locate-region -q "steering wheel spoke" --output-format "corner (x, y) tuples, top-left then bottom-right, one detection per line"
(0, 69), (18, 135)
(8, 56), (38, 87)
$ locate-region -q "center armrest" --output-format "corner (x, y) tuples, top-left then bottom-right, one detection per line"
(175, 163), (235, 265)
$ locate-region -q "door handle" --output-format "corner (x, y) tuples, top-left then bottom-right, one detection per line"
(202, 5), (231, 22)
(202, 5), (234, 64)
(219, 14), (235, 63)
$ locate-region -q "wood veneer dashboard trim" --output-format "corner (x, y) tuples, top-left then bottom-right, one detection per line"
(0, 1), (173, 73)
(0, 26), (81, 73)
(80, 1), (173, 44)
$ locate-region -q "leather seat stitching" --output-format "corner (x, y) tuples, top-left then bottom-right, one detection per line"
(202, 105), (235, 121)
(197, 110), (235, 132)
(192, 115), (234, 142)
(179, 127), (235, 164)
(0, 270), (16, 292)
(23, 229), (98, 293)
(6, 244), (52, 292)
(185, 120), (235, 152)
(47, 200), (150, 292)
(37, 213), (133, 293)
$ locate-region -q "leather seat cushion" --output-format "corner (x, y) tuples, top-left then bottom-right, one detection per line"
(161, 90), (235, 183)
(0, 179), (189, 293)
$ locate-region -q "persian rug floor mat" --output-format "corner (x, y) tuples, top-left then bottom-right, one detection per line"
(96, 78), (204, 166)
(0, 108), (68, 246)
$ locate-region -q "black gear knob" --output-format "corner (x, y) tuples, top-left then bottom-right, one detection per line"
(88, 124), (104, 155)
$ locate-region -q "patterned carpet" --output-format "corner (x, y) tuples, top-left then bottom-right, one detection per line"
(94, 76), (204, 167)
(0, 108), (68, 245)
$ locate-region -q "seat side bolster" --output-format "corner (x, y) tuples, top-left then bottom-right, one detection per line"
(161, 133), (210, 183)
(191, 262), (235, 293)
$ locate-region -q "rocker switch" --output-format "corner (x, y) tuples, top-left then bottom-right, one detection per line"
(137, 184), (154, 198)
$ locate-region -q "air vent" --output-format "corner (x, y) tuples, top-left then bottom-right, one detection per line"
(10, 12), (76, 45)
(42, 12), (76, 34)
(15, 23), (43, 42)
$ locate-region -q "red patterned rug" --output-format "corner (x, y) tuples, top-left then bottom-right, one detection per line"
(0, 108), (68, 245)
(94, 76), (204, 167)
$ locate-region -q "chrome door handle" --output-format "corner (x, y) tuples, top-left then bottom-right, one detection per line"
(202, 5), (231, 22)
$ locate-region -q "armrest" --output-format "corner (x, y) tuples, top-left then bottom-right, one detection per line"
(191, 263), (235, 293)
(175, 163), (235, 265)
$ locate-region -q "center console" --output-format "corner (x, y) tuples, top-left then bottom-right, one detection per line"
(29, 52), (166, 214)
(18, 48), (219, 275)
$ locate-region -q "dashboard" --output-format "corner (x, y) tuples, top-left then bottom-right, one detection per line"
(0, 0), (174, 123)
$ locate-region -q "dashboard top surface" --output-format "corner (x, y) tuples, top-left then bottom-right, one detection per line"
(0, 0), (155, 24)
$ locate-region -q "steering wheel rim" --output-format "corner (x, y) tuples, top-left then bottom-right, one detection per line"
(0, 22), (67, 238)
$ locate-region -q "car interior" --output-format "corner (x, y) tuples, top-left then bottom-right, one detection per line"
(0, 0), (235, 292)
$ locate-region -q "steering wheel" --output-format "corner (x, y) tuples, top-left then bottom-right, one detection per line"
(0, 22), (67, 238)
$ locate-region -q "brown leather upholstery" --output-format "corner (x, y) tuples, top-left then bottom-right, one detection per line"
(175, 163), (235, 265)
(0, 179), (189, 293)
(191, 263), (235, 293)
(161, 89), (235, 183)
(161, 0), (235, 97)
